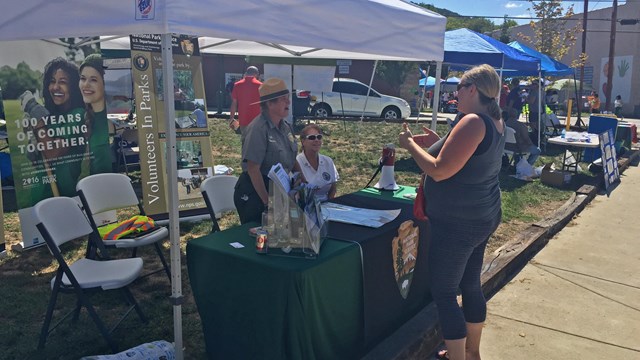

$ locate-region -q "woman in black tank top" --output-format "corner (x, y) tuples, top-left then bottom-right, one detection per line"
(398, 64), (505, 360)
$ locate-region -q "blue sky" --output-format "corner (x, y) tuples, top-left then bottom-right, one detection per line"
(424, 0), (619, 25)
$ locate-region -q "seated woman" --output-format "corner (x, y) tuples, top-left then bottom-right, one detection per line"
(296, 124), (339, 202)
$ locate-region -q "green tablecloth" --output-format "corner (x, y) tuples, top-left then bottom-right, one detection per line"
(187, 223), (364, 360)
(357, 185), (417, 205)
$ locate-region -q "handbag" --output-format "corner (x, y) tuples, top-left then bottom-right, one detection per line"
(413, 173), (428, 221)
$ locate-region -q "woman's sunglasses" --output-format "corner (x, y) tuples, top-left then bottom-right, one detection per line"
(457, 83), (472, 91)
(304, 134), (323, 140)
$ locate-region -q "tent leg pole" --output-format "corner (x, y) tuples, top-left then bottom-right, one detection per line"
(431, 61), (443, 131)
(161, 34), (184, 360)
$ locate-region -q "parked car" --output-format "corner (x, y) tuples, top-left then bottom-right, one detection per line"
(310, 78), (411, 119)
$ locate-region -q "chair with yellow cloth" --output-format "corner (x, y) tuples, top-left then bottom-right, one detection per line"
(76, 173), (171, 281)
(33, 196), (147, 352)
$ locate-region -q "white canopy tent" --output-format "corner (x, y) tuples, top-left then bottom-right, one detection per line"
(1, 1), (445, 358)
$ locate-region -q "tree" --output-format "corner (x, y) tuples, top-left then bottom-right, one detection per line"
(415, 3), (498, 32)
(518, 0), (582, 61)
(0, 62), (41, 99)
(499, 15), (518, 44)
(375, 61), (416, 95)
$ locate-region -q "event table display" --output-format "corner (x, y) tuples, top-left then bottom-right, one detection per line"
(187, 186), (431, 359)
(547, 133), (600, 174)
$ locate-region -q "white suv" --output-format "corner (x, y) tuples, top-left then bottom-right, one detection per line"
(310, 78), (411, 119)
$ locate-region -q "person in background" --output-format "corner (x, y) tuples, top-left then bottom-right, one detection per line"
(614, 95), (623, 118)
(499, 83), (509, 108)
(505, 78), (524, 119)
(547, 90), (559, 114)
(504, 108), (540, 166)
(79, 53), (111, 175)
(233, 78), (301, 224)
(229, 66), (262, 141)
(296, 124), (338, 202)
(399, 64), (504, 360)
(589, 92), (601, 114)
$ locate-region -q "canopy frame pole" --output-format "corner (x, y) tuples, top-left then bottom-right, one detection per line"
(360, 59), (378, 122)
(357, 60), (378, 144)
(161, 34), (184, 360)
(416, 62), (431, 124)
(430, 61), (443, 130)
(538, 68), (542, 149)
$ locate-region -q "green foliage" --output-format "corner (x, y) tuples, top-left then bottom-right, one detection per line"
(0, 63), (42, 99)
(375, 61), (417, 93)
(519, 0), (582, 60)
(414, 2), (499, 32)
(499, 15), (518, 44)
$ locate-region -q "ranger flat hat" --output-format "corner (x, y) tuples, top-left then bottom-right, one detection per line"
(252, 78), (290, 104)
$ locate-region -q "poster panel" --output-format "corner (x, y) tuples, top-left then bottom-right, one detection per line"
(130, 34), (214, 218)
(293, 65), (335, 93)
(1, 41), (113, 249)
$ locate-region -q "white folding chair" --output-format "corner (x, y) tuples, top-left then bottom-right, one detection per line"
(503, 126), (528, 166)
(76, 173), (171, 281)
(200, 175), (238, 232)
(34, 196), (147, 352)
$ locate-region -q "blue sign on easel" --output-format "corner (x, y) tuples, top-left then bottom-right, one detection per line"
(599, 129), (620, 191)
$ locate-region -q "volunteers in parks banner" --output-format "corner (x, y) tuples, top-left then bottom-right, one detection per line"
(130, 34), (214, 218)
(2, 43), (112, 249)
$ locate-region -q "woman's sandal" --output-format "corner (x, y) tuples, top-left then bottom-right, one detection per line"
(436, 349), (449, 359)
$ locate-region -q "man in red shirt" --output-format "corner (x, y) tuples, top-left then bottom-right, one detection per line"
(229, 66), (262, 140)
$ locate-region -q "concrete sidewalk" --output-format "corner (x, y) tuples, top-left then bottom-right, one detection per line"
(480, 162), (640, 359)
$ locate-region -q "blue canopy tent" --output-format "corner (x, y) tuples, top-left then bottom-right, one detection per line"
(421, 28), (540, 130)
(444, 28), (540, 74)
(438, 29), (546, 145)
(508, 41), (587, 128)
(508, 41), (574, 76)
(418, 76), (438, 87)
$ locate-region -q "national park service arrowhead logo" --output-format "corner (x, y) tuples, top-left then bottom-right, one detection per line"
(392, 220), (419, 299)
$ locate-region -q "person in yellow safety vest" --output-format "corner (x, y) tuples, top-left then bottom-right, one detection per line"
(99, 215), (156, 240)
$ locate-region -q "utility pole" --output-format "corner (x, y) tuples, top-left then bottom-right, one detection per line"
(605, 0), (618, 111)
(577, 0), (588, 128)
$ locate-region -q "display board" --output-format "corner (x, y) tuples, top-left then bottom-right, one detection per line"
(130, 34), (214, 218)
(599, 129), (620, 191)
(2, 43), (113, 249)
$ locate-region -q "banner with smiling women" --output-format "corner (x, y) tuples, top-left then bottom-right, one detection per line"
(2, 47), (112, 249)
(130, 34), (214, 218)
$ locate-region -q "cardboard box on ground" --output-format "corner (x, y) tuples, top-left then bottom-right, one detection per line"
(540, 163), (572, 187)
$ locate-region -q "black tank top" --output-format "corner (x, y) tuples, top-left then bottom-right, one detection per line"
(424, 113), (505, 223)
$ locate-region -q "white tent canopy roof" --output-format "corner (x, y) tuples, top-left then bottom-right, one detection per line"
(1, 0), (445, 62)
(100, 36), (433, 61)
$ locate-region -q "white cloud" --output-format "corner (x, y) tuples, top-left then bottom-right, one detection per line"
(505, 2), (523, 8)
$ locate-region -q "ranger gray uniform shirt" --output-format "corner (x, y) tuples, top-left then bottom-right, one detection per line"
(241, 112), (298, 175)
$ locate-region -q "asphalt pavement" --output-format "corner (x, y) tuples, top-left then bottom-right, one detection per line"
(479, 156), (640, 359)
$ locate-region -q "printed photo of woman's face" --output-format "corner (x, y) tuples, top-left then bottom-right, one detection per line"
(80, 66), (105, 106)
(48, 69), (72, 107)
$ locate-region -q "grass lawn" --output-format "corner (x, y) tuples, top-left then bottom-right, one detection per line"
(0, 116), (596, 359)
